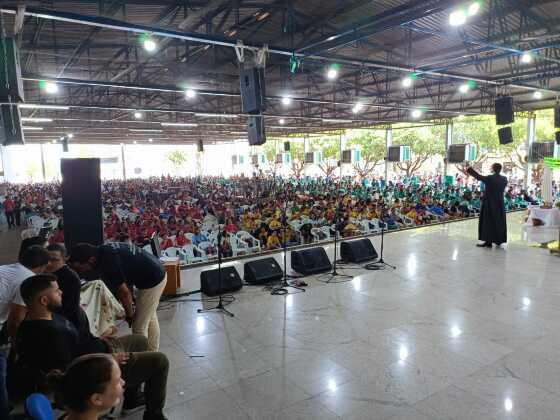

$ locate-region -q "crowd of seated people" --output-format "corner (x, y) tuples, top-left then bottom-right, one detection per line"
(1, 174), (553, 263)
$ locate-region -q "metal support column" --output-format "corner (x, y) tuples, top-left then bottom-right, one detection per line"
(385, 127), (392, 182)
(120, 143), (126, 181)
(525, 116), (536, 187)
(444, 122), (453, 177)
(40, 143), (46, 182)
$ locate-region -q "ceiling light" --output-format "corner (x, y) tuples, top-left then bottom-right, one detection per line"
(133, 140), (138, 144)
(521, 52), (533, 64)
(411, 109), (422, 119)
(449, 9), (467, 26)
(134, 112), (143, 119)
(281, 97), (292, 106)
(279, 118), (285, 125)
(533, 91), (543, 100)
(161, 122), (198, 127)
(323, 118), (352, 123)
(352, 103), (364, 114)
(459, 83), (470, 94)
(195, 113), (237, 118)
(67, 133), (74, 138)
(21, 117), (53, 123)
(327, 65), (339, 80)
(402, 76), (413, 88)
(504, 398), (513, 412)
(143, 38), (157, 52)
(22, 126), (44, 131)
(185, 89), (196, 99)
(41, 81), (59, 94)
(18, 104), (69, 110)
(467, 1), (481, 16)
(149, 138), (153, 142)
(120, 142), (124, 146)
(129, 128), (162, 132)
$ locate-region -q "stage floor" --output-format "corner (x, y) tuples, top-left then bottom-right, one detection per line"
(124, 213), (560, 420)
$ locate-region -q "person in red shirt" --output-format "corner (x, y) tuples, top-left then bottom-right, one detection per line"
(3, 196), (15, 228)
(175, 230), (189, 247)
(160, 234), (174, 250)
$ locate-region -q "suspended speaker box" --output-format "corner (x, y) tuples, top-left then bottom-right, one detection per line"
(0, 37), (24, 102)
(240, 66), (266, 114)
(248, 115), (266, 146)
(555, 106), (560, 128)
(200, 266), (243, 296)
(340, 238), (378, 263)
(495, 96), (514, 125)
(498, 127), (513, 145)
(291, 247), (332, 275)
(244, 257), (283, 285)
(0, 104), (24, 146)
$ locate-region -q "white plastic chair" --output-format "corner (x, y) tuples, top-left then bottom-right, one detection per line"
(229, 234), (248, 256)
(163, 247), (180, 258)
(142, 244), (153, 255)
(235, 231), (260, 253)
(180, 244), (205, 264)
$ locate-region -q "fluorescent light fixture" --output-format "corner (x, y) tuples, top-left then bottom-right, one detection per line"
(22, 126), (44, 131)
(521, 52), (533, 64)
(185, 89), (196, 99)
(468, 1), (481, 16)
(449, 9), (467, 26)
(279, 118), (285, 125)
(402, 76), (413, 88)
(322, 118), (352, 123)
(129, 128), (163, 132)
(458, 83), (470, 94)
(143, 38), (157, 52)
(195, 113), (237, 118)
(533, 91), (543, 100)
(160, 122), (198, 127)
(21, 117), (53, 123)
(134, 112), (143, 119)
(411, 109), (422, 119)
(281, 97), (292, 106)
(44, 82), (59, 94)
(19, 104), (69, 110)
(352, 103), (364, 113)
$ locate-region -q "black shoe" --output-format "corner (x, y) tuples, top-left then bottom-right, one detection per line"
(123, 392), (146, 414)
(476, 242), (492, 248)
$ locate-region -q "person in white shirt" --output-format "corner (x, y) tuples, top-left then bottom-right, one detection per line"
(0, 245), (51, 418)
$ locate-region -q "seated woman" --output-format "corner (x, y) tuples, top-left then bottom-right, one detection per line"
(49, 354), (124, 420)
(175, 230), (189, 247)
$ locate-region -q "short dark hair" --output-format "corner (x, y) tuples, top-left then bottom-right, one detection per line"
(68, 243), (98, 264)
(47, 242), (67, 257)
(20, 245), (51, 269)
(49, 354), (115, 413)
(492, 163), (502, 174)
(18, 236), (48, 262)
(20, 274), (58, 306)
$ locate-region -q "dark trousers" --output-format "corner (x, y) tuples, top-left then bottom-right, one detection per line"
(5, 212), (15, 228)
(0, 347), (8, 420)
(108, 334), (169, 419)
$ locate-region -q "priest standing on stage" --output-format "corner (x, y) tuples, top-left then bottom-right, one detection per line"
(467, 163), (508, 248)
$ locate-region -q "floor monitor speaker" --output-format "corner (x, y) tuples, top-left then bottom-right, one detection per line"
(61, 158), (103, 250)
(291, 247), (332, 275)
(495, 96), (514, 125)
(498, 126), (513, 145)
(0, 104), (24, 146)
(340, 238), (378, 263)
(0, 37), (24, 102)
(201, 266), (243, 296)
(240, 66), (266, 114)
(248, 115), (266, 146)
(244, 257), (283, 284)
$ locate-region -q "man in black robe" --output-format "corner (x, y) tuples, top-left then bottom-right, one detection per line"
(467, 163), (508, 247)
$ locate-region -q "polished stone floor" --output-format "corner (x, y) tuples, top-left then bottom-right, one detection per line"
(122, 213), (560, 420)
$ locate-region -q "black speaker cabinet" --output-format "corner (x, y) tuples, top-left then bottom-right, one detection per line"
(340, 239), (378, 263)
(197, 139), (204, 152)
(495, 96), (514, 125)
(201, 266), (243, 296)
(284, 141), (290, 152)
(240, 66), (266, 114)
(244, 257), (283, 284)
(498, 126), (513, 145)
(0, 37), (24, 102)
(0, 104), (24, 146)
(555, 106), (560, 128)
(555, 131), (560, 145)
(291, 247), (332, 275)
(248, 115), (266, 146)
(61, 159), (103, 250)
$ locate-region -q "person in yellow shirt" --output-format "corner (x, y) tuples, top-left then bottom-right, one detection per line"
(267, 231), (281, 249)
(269, 218), (281, 231)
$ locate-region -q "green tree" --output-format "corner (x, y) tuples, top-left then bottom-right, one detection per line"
(391, 125), (446, 177)
(347, 130), (386, 180)
(311, 135), (340, 177)
(166, 149), (188, 174)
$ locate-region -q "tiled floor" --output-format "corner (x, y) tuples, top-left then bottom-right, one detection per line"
(124, 213), (560, 420)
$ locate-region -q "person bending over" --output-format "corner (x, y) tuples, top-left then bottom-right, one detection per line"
(69, 242), (166, 351)
(49, 354), (124, 420)
(9, 274), (169, 420)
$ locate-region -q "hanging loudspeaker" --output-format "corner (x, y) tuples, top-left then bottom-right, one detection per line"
(197, 139), (204, 152)
(495, 96), (514, 125)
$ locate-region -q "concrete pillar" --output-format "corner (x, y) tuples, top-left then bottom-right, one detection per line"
(385, 127), (392, 182)
(40, 143), (46, 182)
(444, 122), (453, 177)
(120, 143), (126, 181)
(304, 137), (310, 153)
(525, 116), (536, 187)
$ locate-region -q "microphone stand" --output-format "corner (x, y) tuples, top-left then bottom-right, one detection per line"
(271, 196), (305, 295)
(366, 202), (396, 270)
(197, 229), (234, 317)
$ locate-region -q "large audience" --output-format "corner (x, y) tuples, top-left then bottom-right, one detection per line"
(0, 173), (555, 418)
